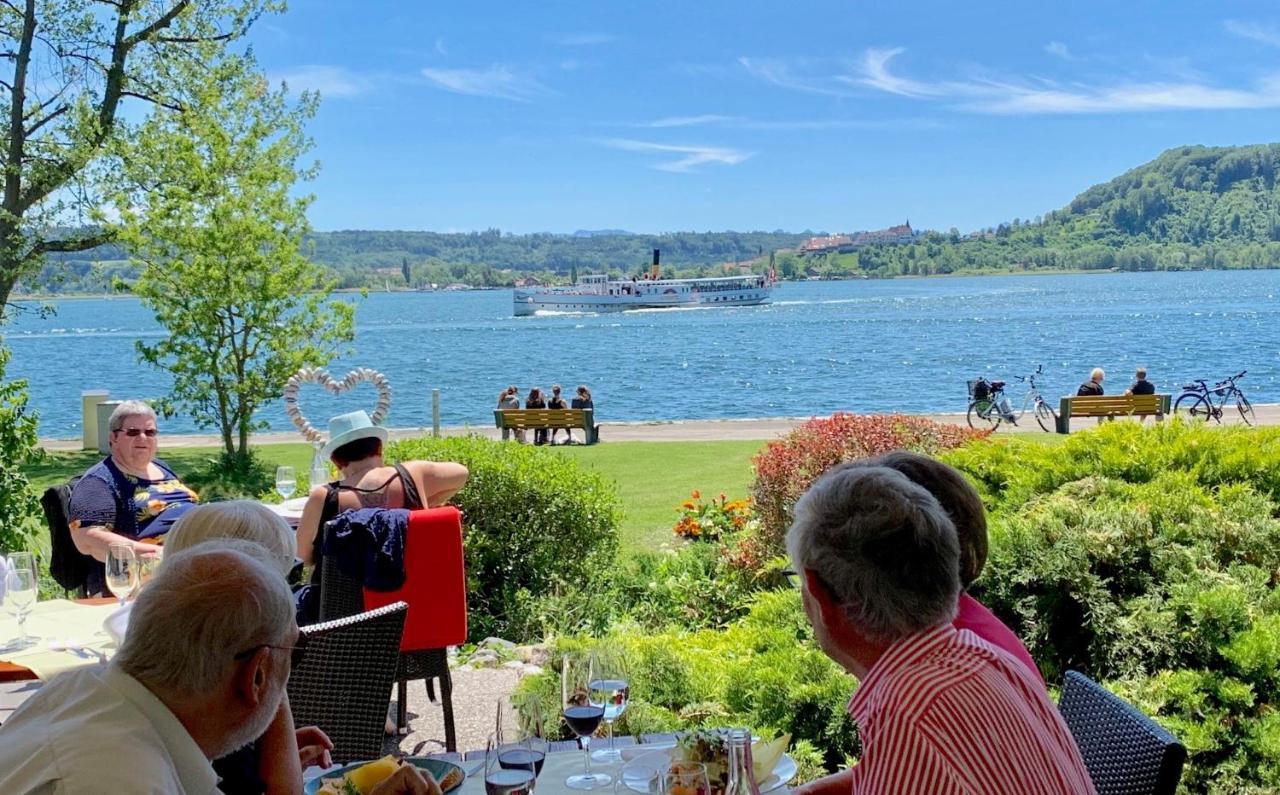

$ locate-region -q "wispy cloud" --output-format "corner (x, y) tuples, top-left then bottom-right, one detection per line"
(737, 57), (854, 97)
(644, 114), (742, 128)
(434, 37), (448, 56)
(1044, 41), (1072, 60)
(1224, 19), (1280, 48)
(600, 139), (754, 173)
(549, 32), (614, 46)
(627, 114), (941, 132)
(848, 47), (1280, 114)
(273, 65), (373, 98)
(420, 65), (551, 102)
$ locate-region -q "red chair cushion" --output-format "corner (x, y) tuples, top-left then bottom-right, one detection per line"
(363, 507), (468, 651)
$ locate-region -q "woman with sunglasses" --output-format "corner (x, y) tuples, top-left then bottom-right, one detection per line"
(68, 400), (199, 595)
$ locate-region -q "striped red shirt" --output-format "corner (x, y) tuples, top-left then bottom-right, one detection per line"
(847, 623), (1096, 795)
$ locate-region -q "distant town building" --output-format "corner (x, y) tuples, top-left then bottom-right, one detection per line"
(798, 221), (921, 255)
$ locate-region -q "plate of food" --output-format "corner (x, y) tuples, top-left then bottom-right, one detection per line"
(307, 755), (465, 795)
(620, 731), (794, 795)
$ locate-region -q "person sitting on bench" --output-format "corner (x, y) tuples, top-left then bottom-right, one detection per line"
(1125, 367), (1155, 396)
(1077, 367), (1105, 396)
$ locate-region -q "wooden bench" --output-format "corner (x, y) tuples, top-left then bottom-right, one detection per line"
(494, 408), (597, 444)
(1055, 394), (1171, 434)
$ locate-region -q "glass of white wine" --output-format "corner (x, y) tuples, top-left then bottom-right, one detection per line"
(3, 554), (38, 651)
(275, 466), (297, 500)
(105, 543), (138, 607)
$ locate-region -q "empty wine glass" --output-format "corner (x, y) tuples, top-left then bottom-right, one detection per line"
(563, 652), (611, 790)
(275, 466), (297, 500)
(105, 543), (138, 607)
(486, 734), (536, 795)
(589, 647), (630, 763)
(3, 555), (38, 651)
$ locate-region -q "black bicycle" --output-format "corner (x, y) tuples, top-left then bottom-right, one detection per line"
(1173, 370), (1255, 426)
(967, 366), (1057, 432)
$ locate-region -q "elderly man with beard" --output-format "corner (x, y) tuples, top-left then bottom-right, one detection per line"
(0, 542), (435, 794)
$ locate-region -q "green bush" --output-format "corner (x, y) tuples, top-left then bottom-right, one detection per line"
(515, 589), (857, 783)
(0, 348), (42, 555)
(944, 421), (1280, 793)
(182, 449), (276, 501)
(387, 435), (621, 643)
(611, 539), (764, 632)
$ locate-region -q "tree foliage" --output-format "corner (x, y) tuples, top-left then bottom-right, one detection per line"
(0, 0), (280, 313)
(0, 347), (40, 554)
(114, 50), (352, 460)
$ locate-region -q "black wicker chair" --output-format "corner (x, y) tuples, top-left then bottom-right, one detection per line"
(317, 520), (461, 752)
(1058, 670), (1186, 795)
(288, 601), (408, 764)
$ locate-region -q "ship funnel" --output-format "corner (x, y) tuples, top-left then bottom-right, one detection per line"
(651, 249), (660, 279)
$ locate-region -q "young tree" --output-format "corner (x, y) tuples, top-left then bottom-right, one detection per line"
(0, 0), (280, 314)
(113, 52), (353, 462)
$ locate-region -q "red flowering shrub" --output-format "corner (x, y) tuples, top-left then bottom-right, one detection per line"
(751, 413), (989, 551)
(672, 490), (753, 542)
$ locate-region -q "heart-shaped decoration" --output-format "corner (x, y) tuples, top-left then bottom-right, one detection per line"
(283, 367), (393, 443)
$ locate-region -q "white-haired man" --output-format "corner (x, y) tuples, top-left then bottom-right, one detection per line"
(0, 542), (436, 795)
(788, 467), (1095, 795)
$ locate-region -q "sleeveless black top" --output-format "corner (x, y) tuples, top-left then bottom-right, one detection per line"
(310, 463), (425, 582)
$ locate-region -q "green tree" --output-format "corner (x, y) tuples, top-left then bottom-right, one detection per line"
(113, 52), (353, 462)
(0, 348), (40, 553)
(0, 0), (279, 313)
(401, 257), (411, 286)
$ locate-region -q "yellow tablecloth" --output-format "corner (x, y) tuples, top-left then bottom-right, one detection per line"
(0, 599), (120, 679)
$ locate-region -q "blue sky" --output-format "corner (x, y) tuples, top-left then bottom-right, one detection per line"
(248, 1), (1280, 235)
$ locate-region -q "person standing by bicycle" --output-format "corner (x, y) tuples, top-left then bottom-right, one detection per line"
(1125, 367), (1155, 396)
(1077, 367), (1105, 396)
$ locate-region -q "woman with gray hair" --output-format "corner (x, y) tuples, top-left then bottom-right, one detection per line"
(167, 501), (297, 578)
(68, 400), (199, 595)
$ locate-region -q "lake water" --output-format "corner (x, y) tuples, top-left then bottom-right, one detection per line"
(7, 270), (1280, 438)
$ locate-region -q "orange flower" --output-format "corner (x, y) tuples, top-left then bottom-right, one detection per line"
(691, 489), (701, 499)
(681, 500), (696, 510)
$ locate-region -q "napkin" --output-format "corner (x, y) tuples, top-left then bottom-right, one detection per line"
(621, 744), (675, 762)
(103, 602), (132, 646)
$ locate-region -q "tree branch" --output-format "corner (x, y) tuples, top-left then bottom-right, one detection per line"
(23, 104), (69, 137)
(125, 0), (191, 49)
(119, 89), (182, 112)
(33, 229), (115, 255)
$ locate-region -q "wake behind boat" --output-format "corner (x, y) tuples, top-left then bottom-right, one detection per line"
(514, 250), (776, 316)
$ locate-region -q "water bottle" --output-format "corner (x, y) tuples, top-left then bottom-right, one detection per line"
(309, 444), (329, 488)
(726, 728), (762, 795)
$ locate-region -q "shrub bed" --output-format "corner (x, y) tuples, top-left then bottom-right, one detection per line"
(944, 420), (1280, 793)
(387, 435), (622, 642)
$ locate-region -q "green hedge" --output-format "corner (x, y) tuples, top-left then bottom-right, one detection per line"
(387, 435), (622, 643)
(944, 421), (1280, 793)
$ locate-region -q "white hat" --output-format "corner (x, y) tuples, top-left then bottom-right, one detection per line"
(321, 410), (389, 459)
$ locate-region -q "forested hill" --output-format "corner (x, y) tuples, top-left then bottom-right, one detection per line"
(799, 143), (1280, 279)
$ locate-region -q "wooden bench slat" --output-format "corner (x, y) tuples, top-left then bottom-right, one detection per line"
(1056, 394), (1171, 433)
(494, 409), (598, 443)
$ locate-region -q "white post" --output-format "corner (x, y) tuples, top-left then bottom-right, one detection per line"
(96, 400), (124, 454)
(81, 390), (109, 450)
(432, 389), (441, 438)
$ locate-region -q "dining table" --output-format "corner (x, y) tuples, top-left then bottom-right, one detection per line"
(0, 597), (119, 683)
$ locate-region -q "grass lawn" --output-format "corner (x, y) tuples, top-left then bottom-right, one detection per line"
(29, 439), (765, 554)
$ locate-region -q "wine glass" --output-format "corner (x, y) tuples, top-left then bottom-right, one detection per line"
(563, 653), (611, 790)
(589, 648), (630, 763)
(485, 734), (536, 795)
(664, 762), (709, 795)
(620, 765), (661, 795)
(275, 466), (297, 500)
(3, 555), (38, 651)
(105, 543), (139, 607)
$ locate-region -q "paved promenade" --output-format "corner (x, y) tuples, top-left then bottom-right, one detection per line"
(39, 404), (1280, 450)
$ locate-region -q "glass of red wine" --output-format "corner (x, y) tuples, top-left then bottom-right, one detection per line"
(563, 652), (611, 790)
(486, 735), (537, 795)
(496, 694), (548, 790)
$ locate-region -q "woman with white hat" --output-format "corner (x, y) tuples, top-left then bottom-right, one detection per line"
(295, 410), (469, 570)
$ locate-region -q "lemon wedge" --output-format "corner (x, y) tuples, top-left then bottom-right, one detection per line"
(346, 755), (401, 794)
(751, 734), (791, 783)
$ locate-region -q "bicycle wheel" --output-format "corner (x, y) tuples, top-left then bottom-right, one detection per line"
(968, 399), (1001, 430)
(1034, 400), (1057, 433)
(1174, 393), (1212, 422)
(1237, 393), (1256, 426)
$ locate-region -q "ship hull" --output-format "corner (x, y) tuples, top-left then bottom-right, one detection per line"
(513, 280), (773, 316)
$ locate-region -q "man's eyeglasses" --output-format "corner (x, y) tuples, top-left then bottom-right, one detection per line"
(782, 568), (800, 588)
(115, 428), (158, 438)
(234, 634), (309, 669)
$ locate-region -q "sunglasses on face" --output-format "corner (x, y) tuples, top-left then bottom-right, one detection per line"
(116, 428), (158, 438)
(234, 633), (309, 669)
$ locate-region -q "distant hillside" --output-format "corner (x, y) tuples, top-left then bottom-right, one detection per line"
(793, 143), (1280, 279)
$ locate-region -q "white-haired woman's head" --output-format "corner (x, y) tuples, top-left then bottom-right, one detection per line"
(786, 465), (960, 644)
(167, 501), (296, 577)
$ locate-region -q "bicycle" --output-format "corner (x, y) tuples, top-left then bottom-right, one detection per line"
(967, 365), (1058, 432)
(1173, 370), (1255, 426)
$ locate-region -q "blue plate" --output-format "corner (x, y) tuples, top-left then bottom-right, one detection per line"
(305, 757), (466, 794)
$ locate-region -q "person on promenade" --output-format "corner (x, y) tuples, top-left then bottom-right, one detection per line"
(525, 387), (548, 445)
(295, 410), (468, 584)
(547, 384), (569, 445)
(497, 385), (524, 442)
(569, 385), (594, 444)
(1125, 367), (1155, 396)
(1077, 367), (1105, 396)
(787, 466), (1095, 795)
(844, 451), (1044, 688)
(68, 399), (199, 596)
